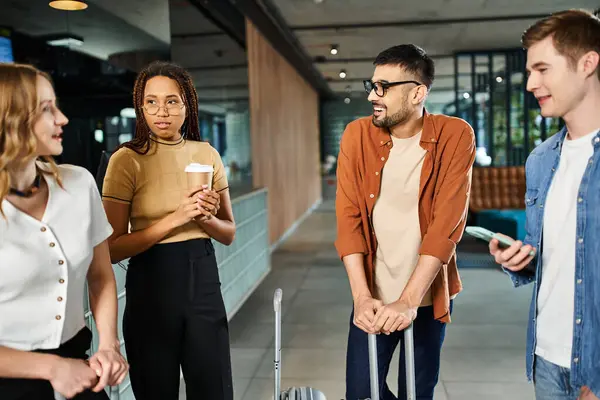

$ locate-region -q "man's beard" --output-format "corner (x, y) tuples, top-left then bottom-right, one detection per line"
(372, 107), (410, 128)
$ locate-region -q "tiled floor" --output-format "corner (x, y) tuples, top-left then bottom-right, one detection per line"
(183, 200), (537, 399)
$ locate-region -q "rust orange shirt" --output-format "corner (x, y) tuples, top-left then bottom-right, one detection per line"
(334, 110), (476, 323)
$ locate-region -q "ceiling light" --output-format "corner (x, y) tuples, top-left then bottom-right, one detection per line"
(314, 0), (324, 3)
(49, 1), (88, 11)
(45, 34), (84, 47)
(463, 92), (470, 99)
(330, 45), (338, 55)
(496, 76), (503, 83)
(47, 37), (83, 46)
(344, 97), (351, 104)
(339, 69), (347, 79)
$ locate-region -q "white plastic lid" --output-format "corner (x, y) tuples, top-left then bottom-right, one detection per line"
(185, 163), (213, 173)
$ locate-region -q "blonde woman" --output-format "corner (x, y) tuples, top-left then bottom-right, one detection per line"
(0, 63), (128, 399)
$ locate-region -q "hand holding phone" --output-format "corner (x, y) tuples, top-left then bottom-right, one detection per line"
(466, 226), (536, 272)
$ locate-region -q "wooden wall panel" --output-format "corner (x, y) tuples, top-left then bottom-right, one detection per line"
(246, 20), (322, 244)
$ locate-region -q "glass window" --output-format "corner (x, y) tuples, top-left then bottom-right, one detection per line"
(450, 49), (546, 167)
(455, 54), (473, 127)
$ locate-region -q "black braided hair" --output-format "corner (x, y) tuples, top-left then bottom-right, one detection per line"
(120, 61), (201, 155)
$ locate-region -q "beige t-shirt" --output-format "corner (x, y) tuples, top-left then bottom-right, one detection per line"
(102, 136), (229, 244)
(373, 131), (433, 307)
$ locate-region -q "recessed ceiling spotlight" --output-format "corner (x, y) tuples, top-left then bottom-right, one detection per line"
(314, 0), (324, 3)
(339, 69), (347, 79)
(330, 45), (338, 55)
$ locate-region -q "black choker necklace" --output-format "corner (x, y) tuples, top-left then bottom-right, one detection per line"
(9, 173), (42, 198)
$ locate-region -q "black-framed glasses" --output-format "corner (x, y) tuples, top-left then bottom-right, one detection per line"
(363, 79), (422, 97)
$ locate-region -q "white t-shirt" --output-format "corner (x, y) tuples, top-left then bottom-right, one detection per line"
(0, 163), (113, 351)
(536, 129), (597, 368)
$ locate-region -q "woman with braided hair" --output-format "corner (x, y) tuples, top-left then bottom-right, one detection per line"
(102, 61), (235, 399)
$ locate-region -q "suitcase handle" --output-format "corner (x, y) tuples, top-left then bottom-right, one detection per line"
(273, 288), (415, 400)
(368, 325), (416, 400)
(368, 333), (379, 400)
(274, 288), (283, 312)
(274, 289), (283, 400)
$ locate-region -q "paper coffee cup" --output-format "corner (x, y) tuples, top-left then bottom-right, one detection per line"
(185, 163), (213, 191)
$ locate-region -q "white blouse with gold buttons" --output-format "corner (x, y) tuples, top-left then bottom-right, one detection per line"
(0, 163), (113, 351)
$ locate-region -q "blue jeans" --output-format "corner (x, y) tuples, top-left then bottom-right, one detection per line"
(534, 356), (583, 400)
(345, 302), (451, 400)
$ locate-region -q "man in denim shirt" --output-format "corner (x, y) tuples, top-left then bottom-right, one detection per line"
(489, 9), (600, 400)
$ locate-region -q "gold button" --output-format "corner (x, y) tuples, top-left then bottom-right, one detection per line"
(578, 198), (583, 203)
(49, 242), (55, 248)
(380, 157), (385, 161)
(370, 194), (375, 198)
(576, 318), (581, 325)
(380, 140), (384, 144)
(577, 279), (583, 284)
(387, 142), (391, 146)
(375, 172), (379, 176)
(578, 238), (583, 243)
(55, 315), (61, 320)
(57, 297), (63, 302)
(40, 227), (47, 232)
(430, 138), (435, 142)
(58, 260), (64, 265)
(59, 279), (65, 284)
(574, 357), (579, 363)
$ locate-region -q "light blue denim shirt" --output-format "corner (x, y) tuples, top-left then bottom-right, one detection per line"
(504, 127), (600, 393)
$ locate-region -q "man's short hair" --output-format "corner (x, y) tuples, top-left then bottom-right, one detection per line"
(373, 45), (435, 89)
(522, 9), (600, 78)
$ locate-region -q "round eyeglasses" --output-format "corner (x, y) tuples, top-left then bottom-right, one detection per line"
(363, 79), (422, 97)
(143, 101), (185, 116)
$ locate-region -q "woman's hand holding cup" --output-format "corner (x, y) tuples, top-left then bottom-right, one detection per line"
(184, 163), (219, 222)
(196, 185), (220, 222)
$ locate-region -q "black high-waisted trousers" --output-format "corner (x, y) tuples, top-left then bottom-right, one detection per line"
(123, 238), (233, 400)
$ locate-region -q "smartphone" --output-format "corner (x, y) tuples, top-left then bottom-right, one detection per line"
(465, 226), (536, 257)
